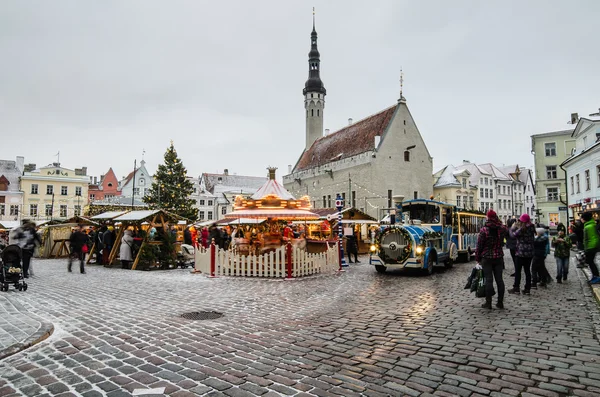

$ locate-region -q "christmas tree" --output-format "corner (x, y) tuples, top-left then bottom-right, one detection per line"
(143, 142), (198, 221)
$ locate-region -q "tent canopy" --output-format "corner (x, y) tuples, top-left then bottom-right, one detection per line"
(224, 208), (319, 219)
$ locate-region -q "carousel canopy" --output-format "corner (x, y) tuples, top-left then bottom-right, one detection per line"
(226, 167), (317, 220)
(225, 208), (319, 219)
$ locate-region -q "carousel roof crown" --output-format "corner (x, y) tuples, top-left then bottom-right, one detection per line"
(225, 167), (318, 219)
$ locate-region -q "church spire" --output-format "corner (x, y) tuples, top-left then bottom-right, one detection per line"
(303, 8), (326, 150)
(303, 7), (326, 95)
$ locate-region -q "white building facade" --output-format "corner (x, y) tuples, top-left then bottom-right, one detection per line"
(119, 160), (154, 199)
(561, 113), (600, 220)
(0, 156), (24, 225)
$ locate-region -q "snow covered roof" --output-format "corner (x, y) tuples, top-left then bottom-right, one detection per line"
(201, 173), (267, 194)
(113, 210), (161, 222)
(479, 163), (512, 181)
(434, 165), (461, 188)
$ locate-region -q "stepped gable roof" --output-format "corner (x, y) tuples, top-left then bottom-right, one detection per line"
(202, 173), (267, 194)
(295, 104), (397, 172)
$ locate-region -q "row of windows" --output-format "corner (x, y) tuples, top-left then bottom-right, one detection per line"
(570, 166), (600, 194)
(199, 199), (214, 206)
(198, 211), (213, 220)
(30, 184), (83, 196)
(0, 204), (81, 217)
(455, 196), (475, 208)
(479, 188), (494, 199)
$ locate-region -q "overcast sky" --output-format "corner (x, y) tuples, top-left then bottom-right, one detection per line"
(1, 0), (599, 182)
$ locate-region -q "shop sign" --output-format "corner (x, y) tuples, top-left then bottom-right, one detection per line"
(558, 206), (567, 211)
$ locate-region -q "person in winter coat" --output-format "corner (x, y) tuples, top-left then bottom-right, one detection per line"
(102, 226), (115, 266)
(119, 229), (134, 269)
(69, 225), (89, 273)
(190, 226), (198, 248)
(552, 230), (572, 283)
(508, 213), (536, 295)
(532, 228), (551, 288)
(582, 212), (600, 284)
(476, 210), (508, 309)
(13, 220), (42, 278)
(201, 227), (209, 248)
(183, 227), (192, 245)
(346, 233), (359, 263)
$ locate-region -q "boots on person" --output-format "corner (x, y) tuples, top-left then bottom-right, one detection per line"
(496, 300), (504, 309)
(481, 299), (492, 309)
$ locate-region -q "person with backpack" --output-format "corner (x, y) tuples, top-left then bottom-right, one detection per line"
(582, 212), (600, 284)
(476, 210), (508, 309)
(532, 228), (551, 288)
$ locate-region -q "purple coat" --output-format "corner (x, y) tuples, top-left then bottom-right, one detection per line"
(510, 223), (535, 258)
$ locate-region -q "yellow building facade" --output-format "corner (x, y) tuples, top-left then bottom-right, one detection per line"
(20, 164), (89, 221)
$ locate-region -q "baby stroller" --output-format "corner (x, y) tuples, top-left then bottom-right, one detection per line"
(177, 244), (195, 268)
(0, 244), (28, 292)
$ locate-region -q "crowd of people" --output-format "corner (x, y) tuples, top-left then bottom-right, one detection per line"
(476, 210), (600, 310)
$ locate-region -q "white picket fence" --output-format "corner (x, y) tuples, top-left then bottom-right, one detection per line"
(194, 242), (339, 278)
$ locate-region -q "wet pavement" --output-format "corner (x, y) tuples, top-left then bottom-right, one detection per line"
(1, 252), (600, 396)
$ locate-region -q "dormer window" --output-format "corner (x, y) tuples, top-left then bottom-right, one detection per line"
(108, 182), (113, 187)
(462, 179), (466, 188)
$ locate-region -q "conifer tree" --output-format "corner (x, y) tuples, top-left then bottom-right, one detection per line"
(143, 142), (198, 221)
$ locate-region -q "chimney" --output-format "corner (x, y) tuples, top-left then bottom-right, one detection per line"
(24, 164), (36, 172)
(590, 108), (600, 117)
(94, 176), (98, 184)
(348, 118), (353, 125)
(288, 165), (292, 174)
(571, 113), (579, 124)
(463, 160), (470, 164)
(16, 156), (24, 173)
(325, 129), (330, 135)
(223, 169), (229, 176)
(374, 136), (381, 148)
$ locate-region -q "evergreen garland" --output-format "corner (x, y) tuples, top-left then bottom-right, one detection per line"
(374, 226), (413, 264)
(143, 142), (198, 221)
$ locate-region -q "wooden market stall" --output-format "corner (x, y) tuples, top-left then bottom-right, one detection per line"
(108, 209), (184, 270)
(87, 211), (129, 264)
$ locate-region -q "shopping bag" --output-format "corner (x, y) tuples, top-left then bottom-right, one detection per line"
(475, 269), (486, 298)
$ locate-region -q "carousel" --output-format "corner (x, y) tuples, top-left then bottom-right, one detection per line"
(224, 167), (318, 255)
(195, 167), (339, 278)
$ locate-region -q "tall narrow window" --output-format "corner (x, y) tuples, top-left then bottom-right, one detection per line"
(322, 196), (326, 208)
(571, 177), (574, 194)
(585, 170), (591, 191)
(311, 109), (314, 117)
(317, 109), (319, 117)
(60, 205), (67, 217)
(414, 191), (418, 199)
(404, 151), (410, 162)
(576, 174), (581, 193)
(388, 190), (392, 209)
(545, 142), (556, 156)
(351, 191), (356, 207)
(327, 195), (331, 207)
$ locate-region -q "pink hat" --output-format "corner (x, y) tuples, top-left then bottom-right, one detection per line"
(486, 210), (498, 219)
(519, 213), (530, 223)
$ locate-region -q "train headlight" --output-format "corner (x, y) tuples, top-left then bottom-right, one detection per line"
(416, 246), (424, 255)
(370, 244), (377, 252)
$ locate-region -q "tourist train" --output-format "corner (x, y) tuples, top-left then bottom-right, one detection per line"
(370, 198), (485, 274)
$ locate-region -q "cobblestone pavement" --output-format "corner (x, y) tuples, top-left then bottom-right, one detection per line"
(1, 252), (600, 397)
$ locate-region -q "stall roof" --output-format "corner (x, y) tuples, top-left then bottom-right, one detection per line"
(112, 210), (161, 222)
(196, 220), (217, 227)
(0, 220), (21, 229)
(91, 211), (129, 220)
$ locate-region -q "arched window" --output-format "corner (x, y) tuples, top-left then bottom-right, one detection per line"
(317, 109), (319, 117)
(311, 109), (314, 117)
(404, 151), (410, 162)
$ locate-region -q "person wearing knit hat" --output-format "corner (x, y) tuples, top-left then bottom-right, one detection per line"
(476, 209), (508, 309)
(508, 213), (536, 295)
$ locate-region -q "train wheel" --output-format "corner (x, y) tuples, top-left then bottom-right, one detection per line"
(375, 265), (387, 274)
(426, 256), (434, 275)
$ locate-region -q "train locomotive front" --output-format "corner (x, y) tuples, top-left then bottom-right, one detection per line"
(369, 224), (444, 274)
